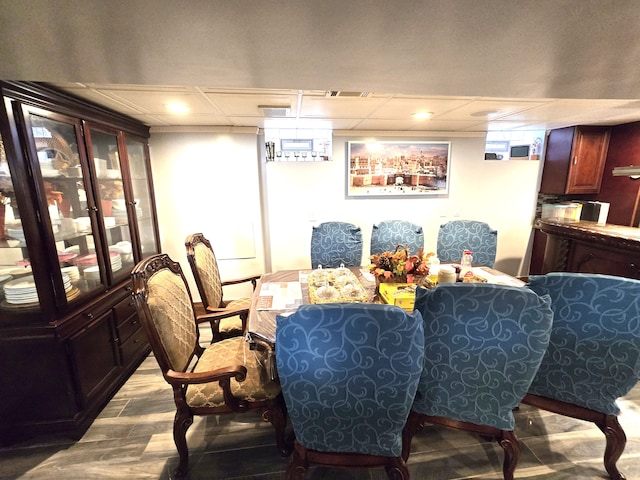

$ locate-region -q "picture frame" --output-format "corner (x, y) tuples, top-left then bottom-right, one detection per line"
(346, 141), (451, 198)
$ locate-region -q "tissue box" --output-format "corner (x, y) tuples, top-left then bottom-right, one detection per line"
(379, 283), (416, 312)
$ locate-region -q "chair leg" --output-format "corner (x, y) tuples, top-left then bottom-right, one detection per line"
(263, 394), (293, 456)
(401, 410), (425, 461)
(173, 408), (194, 478)
(286, 444), (308, 480)
(597, 414), (627, 480)
(385, 456), (410, 480)
(209, 320), (223, 343)
(498, 430), (520, 480)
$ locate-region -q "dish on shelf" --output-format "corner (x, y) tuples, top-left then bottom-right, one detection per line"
(57, 251), (78, 263)
(3, 272), (71, 305)
(61, 265), (79, 283)
(0, 266), (32, 276)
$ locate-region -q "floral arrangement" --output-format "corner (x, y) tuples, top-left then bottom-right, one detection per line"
(369, 244), (435, 283)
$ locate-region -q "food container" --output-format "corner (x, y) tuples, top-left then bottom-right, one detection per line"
(541, 202), (582, 222)
(379, 283), (416, 312)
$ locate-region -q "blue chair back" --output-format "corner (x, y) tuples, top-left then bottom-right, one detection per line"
(276, 303), (424, 457)
(436, 220), (497, 267)
(370, 220), (424, 256)
(310, 221), (363, 268)
(527, 273), (640, 415)
(413, 283), (553, 430)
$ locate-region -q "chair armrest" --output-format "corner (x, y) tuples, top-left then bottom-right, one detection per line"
(221, 274), (261, 291)
(197, 306), (249, 323)
(165, 365), (248, 386)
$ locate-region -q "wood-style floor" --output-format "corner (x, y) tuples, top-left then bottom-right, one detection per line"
(2, 324), (640, 479)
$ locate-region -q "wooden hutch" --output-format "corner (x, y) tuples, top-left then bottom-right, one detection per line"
(0, 82), (160, 443)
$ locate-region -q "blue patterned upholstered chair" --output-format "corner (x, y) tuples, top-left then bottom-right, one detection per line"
(404, 283), (553, 480)
(310, 221), (363, 268)
(436, 219), (498, 267)
(131, 254), (289, 478)
(185, 233), (261, 342)
(524, 273), (640, 480)
(370, 219), (425, 256)
(276, 303), (425, 479)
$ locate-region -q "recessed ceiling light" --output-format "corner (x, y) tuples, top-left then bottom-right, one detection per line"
(412, 111), (433, 120)
(165, 102), (190, 114)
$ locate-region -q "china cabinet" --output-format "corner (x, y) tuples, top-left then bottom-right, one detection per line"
(539, 126), (611, 195)
(0, 81), (159, 443)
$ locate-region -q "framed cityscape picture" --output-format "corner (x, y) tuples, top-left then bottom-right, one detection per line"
(346, 141), (451, 198)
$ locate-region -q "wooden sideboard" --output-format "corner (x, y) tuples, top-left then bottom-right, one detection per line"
(538, 219), (640, 279)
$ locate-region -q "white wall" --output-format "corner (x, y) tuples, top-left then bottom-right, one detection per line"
(265, 134), (543, 275)
(149, 129), (544, 302)
(149, 129), (264, 300)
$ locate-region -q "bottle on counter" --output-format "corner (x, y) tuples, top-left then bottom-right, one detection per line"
(460, 249), (474, 282)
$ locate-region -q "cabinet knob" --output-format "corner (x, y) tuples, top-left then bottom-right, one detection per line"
(573, 156), (578, 165)
(86, 313), (94, 320)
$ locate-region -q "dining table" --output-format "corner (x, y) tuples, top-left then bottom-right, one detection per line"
(245, 265), (525, 380)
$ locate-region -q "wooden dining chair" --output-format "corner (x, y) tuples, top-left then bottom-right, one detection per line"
(185, 233), (260, 342)
(310, 221), (363, 268)
(276, 303), (425, 479)
(404, 283), (553, 480)
(131, 254), (290, 478)
(436, 219), (497, 267)
(370, 219), (424, 256)
(524, 272), (640, 480)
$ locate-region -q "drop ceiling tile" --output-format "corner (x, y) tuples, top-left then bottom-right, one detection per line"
(368, 97), (474, 119)
(100, 89), (219, 115)
(299, 95), (388, 118)
(204, 92), (299, 116)
(438, 99), (549, 121)
(51, 86), (145, 116)
(144, 113), (232, 126)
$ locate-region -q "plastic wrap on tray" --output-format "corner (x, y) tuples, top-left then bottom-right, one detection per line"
(308, 268), (368, 304)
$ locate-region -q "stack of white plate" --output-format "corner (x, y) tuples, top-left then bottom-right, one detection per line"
(0, 274), (12, 300)
(73, 251), (122, 273)
(84, 265), (101, 282)
(111, 252), (122, 272)
(4, 273), (72, 305)
(61, 266), (80, 285)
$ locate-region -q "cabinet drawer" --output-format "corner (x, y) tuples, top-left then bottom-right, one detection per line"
(120, 326), (148, 363)
(114, 295), (137, 324)
(117, 314), (141, 344)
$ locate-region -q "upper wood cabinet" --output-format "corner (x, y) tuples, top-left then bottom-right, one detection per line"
(539, 126), (611, 195)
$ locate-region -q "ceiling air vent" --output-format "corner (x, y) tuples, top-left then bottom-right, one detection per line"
(326, 91), (370, 97)
(259, 105), (291, 117)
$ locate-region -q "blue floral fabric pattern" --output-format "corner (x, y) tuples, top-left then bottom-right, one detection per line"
(527, 273), (640, 415)
(370, 220), (425, 256)
(276, 303), (424, 457)
(413, 283), (553, 430)
(310, 221), (363, 268)
(436, 220), (497, 267)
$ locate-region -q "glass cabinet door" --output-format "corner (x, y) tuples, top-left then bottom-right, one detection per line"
(125, 135), (159, 259)
(28, 112), (104, 298)
(85, 126), (133, 283)
(0, 133), (40, 309)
